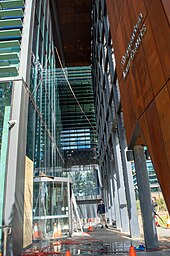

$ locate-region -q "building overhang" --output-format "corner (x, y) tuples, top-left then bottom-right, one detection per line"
(50, 0), (92, 67)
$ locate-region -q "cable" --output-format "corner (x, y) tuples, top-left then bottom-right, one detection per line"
(23, 81), (64, 163)
(32, 52), (51, 95)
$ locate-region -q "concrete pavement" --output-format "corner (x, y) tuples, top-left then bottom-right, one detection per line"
(21, 224), (170, 255)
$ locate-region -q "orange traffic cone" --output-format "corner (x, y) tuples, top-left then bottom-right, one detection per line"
(57, 222), (62, 237)
(88, 219), (93, 232)
(166, 214), (170, 229)
(129, 245), (137, 256)
(33, 223), (40, 239)
(53, 223), (58, 238)
(65, 250), (71, 256)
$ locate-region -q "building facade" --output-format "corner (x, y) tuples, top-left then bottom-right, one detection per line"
(91, 0), (140, 238)
(106, 0), (170, 213)
(0, 0), (169, 255)
(0, 1), (98, 254)
(0, 0), (64, 254)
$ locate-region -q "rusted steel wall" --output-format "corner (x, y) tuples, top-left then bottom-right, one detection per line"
(106, 0), (170, 212)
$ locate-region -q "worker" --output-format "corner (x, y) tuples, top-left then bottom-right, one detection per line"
(152, 196), (158, 215)
(97, 199), (108, 228)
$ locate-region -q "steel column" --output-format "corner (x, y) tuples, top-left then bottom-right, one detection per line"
(115, 111), (140, 238)
(112, 171), (122, 230)
(115, 142), (129, 232)
(133, 145), (159, 249)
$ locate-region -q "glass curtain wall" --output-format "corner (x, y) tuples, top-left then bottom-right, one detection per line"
(0, 82), (13, 244)
(26, 0), (63, 176)
(0, 82), (12, 152)
(57, 66), (100, 199)
(25, 0), (68, 239)
(58, 66), (97, 169)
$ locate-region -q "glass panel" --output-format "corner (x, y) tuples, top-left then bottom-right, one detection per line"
(0, 82), (12, 153)
(33, 179), (70, 239)
(70, 165), (100, 197)
(0, 81), (12, 245)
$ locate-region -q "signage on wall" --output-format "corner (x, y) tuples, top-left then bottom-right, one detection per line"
(121, 13), (147, 79)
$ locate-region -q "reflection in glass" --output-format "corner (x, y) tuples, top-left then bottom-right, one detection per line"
(33, 179), (70, 239)
(0, 82), (12, 155)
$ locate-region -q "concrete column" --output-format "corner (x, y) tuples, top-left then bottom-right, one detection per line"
(112, 172), (122, 230)
(107, 192), (112, 225)
(3, 0), (36, 254)
(125, 154), (140, 238)
(116, 114), (140, 238)
(4, 81), (29, 256)
(111, 132), (129, 232)
(109, 177), (116, 222)
(133, 145), (159, 249)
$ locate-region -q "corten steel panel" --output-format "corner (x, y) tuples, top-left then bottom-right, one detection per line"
(139, 113), (155, 163)
(113, 11), (133, 80)
(155, 86), (170, 171)
(168, 80), (170, 97)
(145, 100), (170, 209)
(144, 0), (170, 80)
(106, 0), (170, 211)
(162, 0), (170, 24)
(129, 46), (146, 115)
(107, 0), (170, 138)
(131, 0), (147, 19)
(142, 17), (166, 97)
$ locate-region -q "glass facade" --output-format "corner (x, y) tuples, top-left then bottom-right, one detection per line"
(61, 129), (91, 150)
(132, 160), (160, 194)
(57, 66), (99, 197)
(58, 66), (96, 151)
(0, 82), (13, 243)
(0, 82), (12, 150)
(26, 0), (63, 176)
(69, 165), (100, 197)
(25, 0), (67, 240)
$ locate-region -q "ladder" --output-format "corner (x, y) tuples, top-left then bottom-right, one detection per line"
(72, 191), (83, 232)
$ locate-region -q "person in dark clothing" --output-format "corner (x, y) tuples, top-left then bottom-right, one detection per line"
(152, 197), (158, 215)
(97, 199), (108, 228)
(152, 196), (160, 227)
